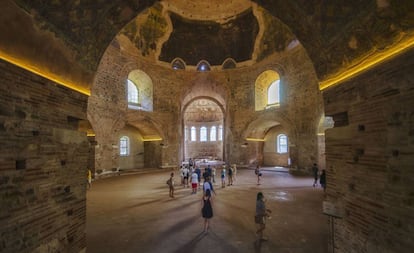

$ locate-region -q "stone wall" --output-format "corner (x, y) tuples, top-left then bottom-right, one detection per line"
(263, 126), (289, 166)
(322, 49), (414, 252)
(89, 39), (322, 171)
(0, 59), (89, 252)
(118, 126), (144, 170)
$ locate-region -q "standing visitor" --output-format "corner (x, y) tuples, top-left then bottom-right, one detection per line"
(201, 189), (213, 233)
(212, 167), (216, 184)
(221, 167), (226, 188)
(319, 169), (326, 192)
(255, 165), (262, 185)
(202, 168), (209, 184)
(183, 165), (190, 188)
(179, 165), (185, 185)
(167, 172), (175, 198)
(87, 169), (92, 189)
(195, 166), (201, 189)
(312, 163), (319, 187)
(206, 164), (212, 178)
(191, 170), (199, 194)
(232, 164), (237, 182)
(203, 177), (216, 196)
(227, 166), (233, 186)
(255, 192), (272, 241)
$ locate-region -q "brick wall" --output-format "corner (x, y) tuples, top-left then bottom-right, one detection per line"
(89, 39), (322, 170)
(323, 48), (414, 252)
(0, 59), (89, 253)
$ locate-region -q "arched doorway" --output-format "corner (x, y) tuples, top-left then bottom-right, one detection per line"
(183, 98), (224, 163)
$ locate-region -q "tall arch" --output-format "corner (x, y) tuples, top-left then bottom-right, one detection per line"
(241, 113), (294, 166)
(182, 97), (225, 162)
(255, 70), (281, 111)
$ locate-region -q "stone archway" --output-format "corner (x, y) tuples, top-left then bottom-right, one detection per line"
(182, 98), (225, 163)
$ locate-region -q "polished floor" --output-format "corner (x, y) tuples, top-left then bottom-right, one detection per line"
(86, 168), (329, 253)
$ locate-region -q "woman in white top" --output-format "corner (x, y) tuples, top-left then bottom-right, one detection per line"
(191, 171), (199, 194)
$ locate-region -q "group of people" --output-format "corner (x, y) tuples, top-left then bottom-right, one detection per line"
(166, 161), (325, 240)
(177, 162), (237, 190)
(165, 160), (241, 233)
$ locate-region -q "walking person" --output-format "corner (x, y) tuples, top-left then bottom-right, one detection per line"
(201, 189), (213, 233)
(87, 169), (92, 189)
(255, 192), (272, 241)
(319, 169), (326, 192)
(212, 167), (216, 184)
(183, 165), (190, 188)
(195, 166), (201, 189)
(206, 165), (212, 178)
(179, 166), (185, 186)
(167, 172), (175, 198)
(312, 163), (319, 187)
(221, 167), (226, 188)
(227, 166), (234, 186)
(255, 165), (262, 185)
(203, 177), (216, 196)
(232, 164), (237, 182)
(191, 170), (199, 194)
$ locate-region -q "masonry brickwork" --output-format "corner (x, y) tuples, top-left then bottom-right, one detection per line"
(323, 48), (414, 252)
(88, 39), (323, 172)
(0, 59), (89, 253)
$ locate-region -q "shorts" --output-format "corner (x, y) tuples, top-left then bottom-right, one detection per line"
(192, 183), (197, 189)
(255, 215), (265, 224)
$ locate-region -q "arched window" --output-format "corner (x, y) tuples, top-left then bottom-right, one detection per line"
(127, 70), (153, 111)
(277, 134), (288, 154)
(196, 60), (211, 72)
(210, 126), (217, 141)
(171, 58), (186, 70)
(200, 127), (207, 142)
(191, 126), (197, 141)
(222, 58), (236, 70)
(120, 136), (130, 156)
(127, 79), (139, 104)
(267, 80), (280, 105)
(218, 125), (223, 141)
(255, 70), (281, 111)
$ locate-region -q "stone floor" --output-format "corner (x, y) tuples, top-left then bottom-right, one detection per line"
(86, 168), (330, 253)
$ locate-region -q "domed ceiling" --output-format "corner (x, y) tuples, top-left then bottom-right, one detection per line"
(1, 0), (414, 93)
(117, 1), (296, 68)
(184, 99), (223, 122)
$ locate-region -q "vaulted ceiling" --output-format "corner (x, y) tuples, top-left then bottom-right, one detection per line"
(1, 0), (414, 94)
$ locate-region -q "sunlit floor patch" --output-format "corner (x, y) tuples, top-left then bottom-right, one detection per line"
(268, 191), (292, 201)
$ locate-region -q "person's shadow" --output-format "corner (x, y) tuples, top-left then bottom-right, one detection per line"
(254, 238), (263, 253)
(172, 232), (206, 253)
(172, 230), (239, 253)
